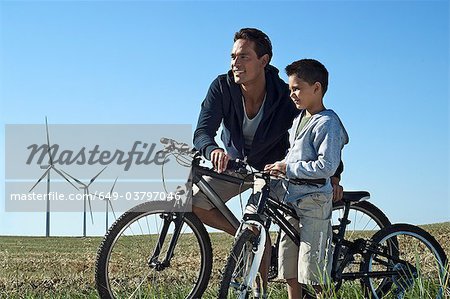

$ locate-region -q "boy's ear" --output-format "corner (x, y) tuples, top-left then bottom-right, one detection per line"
(314, 82), (322, 94)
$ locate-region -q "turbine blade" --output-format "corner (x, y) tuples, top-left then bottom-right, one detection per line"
(110, 177), (118, 193)
(88, 166), (107, 186)
(29, 167), (51, 192)
(45, 117), (54, 165)
(53, 167), (79, 190)
(60, 169), (84, 187)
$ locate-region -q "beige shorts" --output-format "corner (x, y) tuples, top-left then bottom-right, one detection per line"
(278, 193), (333, 285)
(191, 172), (252, 210)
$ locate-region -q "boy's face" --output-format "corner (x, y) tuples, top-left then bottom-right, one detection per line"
(288, 75), (321, 111)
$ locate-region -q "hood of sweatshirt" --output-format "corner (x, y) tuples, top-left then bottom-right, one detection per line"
(294, 109), (349, 146)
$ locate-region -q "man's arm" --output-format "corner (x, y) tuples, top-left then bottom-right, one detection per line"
(193, 78), (224, 160)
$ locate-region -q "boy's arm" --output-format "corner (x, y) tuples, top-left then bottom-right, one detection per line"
(285, 119), (344, 180)
(333, 161), (344, 179)
(193, 79), (224, 160)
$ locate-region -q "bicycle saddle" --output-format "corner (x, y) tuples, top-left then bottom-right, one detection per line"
(341, 191), (370, 202)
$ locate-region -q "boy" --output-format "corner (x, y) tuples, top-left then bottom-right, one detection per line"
(265, 59), (348, 298)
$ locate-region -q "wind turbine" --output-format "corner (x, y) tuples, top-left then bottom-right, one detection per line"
(62, 167), (107, 237)
(98, 177), (118, 232)
(29, 117), (79, 237)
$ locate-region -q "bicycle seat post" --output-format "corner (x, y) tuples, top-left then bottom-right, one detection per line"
(331, 200), (352, 280)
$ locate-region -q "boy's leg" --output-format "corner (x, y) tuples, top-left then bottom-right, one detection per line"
(287, 278), (302, 298)
(295, 193), (333, 291)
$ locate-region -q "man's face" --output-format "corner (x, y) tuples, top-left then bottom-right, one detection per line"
(231, 39), (267, 85)
(288, 75), (319, 110)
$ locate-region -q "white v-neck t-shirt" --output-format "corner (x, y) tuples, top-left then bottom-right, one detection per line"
(242, 94), (266, 152)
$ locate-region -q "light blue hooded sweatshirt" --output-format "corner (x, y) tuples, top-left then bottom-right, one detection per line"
(283, 109), (349, 203)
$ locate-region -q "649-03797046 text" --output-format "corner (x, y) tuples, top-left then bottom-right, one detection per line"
(9, 191), (182, 202)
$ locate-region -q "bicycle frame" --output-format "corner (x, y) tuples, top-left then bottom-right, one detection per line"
(148, 159), (251, 270)
(147, 154), (408, 287)
(238, 183), (411, 287)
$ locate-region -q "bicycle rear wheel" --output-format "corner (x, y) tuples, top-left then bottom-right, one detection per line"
(218, 228), (260, 299)
(332, 200), (394, 292)
(95, 200), (212, 299)
(332, 200), (391, 240)
(361, 223), (448, 299)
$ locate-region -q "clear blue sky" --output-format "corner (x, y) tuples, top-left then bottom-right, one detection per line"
(0, 0), (449, 236)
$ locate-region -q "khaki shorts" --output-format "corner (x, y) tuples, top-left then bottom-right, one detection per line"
(191, 172), (252, 210)
(278, 193), (333, 285)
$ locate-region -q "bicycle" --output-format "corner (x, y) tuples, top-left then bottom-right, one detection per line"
(218, 171), (448, 298)
(95, 138), (392, 299)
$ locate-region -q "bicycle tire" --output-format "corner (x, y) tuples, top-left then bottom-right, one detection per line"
(95, 200), (212, 299)
(218, 228), (259, 299)
(331, 200), (395, 294)
(361, 223), (448, 299)
(332, 200), (391, 235)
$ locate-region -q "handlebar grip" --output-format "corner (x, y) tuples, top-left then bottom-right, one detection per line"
(226, 159), (248, 173)
(160, 137), (171, 144)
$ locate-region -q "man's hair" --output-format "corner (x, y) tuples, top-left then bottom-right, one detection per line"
(285, 59), (329, 96)
(234, 28), (272, 63)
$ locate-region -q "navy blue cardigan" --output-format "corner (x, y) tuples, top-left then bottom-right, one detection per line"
(193, 65), (300, 171)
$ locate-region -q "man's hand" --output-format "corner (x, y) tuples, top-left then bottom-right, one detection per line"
(211, 149), (230, 173)
(264, 162), (286, 178)
(331, 176), (344, 202)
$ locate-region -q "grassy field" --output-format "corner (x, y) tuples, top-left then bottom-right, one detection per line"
(0, 222), (449, 298)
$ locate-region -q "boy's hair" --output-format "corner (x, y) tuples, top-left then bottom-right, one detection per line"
(285, 59), (329, 96)
(234, 28), (273, 63)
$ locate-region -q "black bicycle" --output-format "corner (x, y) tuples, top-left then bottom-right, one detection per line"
(218, 172), (448, 298)
(95, 138), (393, 299)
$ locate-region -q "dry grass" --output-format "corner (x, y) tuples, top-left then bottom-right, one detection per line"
(0, 222), (449, 298)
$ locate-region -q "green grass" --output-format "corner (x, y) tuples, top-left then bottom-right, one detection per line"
(0, 222), (449, 298)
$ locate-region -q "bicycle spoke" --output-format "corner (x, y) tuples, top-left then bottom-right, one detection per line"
(362, 224), (447, 299)
(97, 206), (211, 298)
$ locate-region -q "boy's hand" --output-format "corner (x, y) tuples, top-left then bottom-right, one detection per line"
(331, 176), (343, 202)
(211, 149), (230, 173)
(264, 162), (286, 178)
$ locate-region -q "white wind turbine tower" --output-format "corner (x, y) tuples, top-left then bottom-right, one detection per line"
(62, 167), (106, 237)
(95, 177), (118, 233)
(29, 117), (79, 237)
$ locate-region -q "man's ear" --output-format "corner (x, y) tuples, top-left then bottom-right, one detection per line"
(260, 54), (269, 68)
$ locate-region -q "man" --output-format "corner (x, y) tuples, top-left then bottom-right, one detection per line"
(192, 28), (343, 235)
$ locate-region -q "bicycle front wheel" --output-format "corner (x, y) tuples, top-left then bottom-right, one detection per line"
(362, 223), (448, 299)
(218, 228), (260, 299)
(95, 200), (212, 299)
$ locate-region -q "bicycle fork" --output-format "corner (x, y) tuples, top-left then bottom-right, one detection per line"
(235, 220), (268, 298)
(148, 213), (184, 271)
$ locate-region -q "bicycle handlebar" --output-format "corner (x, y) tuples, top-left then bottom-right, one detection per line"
(160, 137), (252, 174)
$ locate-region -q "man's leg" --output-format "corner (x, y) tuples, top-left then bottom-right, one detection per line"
(191, 173), (251, 235)
(192, 206), (237, 235)
(278, 213), (301, 299)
